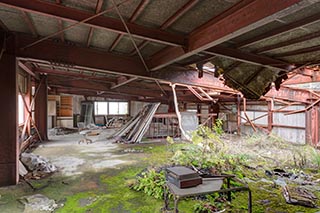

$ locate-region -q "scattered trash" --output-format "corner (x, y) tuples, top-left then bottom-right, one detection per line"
(122, 148), (144, 153)
(48, 127), (78, 136)
(282, 186), (317, 208)
(19, 194), (58, 212)
(78, 196), (98, 207)
(20, 153), (57, 177)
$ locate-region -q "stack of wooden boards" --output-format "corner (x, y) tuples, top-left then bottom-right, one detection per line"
(110, 103), (160, 143)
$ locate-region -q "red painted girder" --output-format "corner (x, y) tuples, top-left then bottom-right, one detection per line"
(264, 86), (312, 103)
(256, 30), (320, 54)
(16, 34), (148, 76)
(237, 12), (320, 48)
(86, 0), (104, 47)
(207, 45), (291, 70)
(274, 44), (320, 57)
(109, 0), (150, 51)
(283, 68), (320, 85)
(149, 0), (305, 71)
(33, 67), (117, 83)
(20, 11), (38, 37)
(1, 0), (185, 46)
(47, 76), (166, 97)
(130, 0), (199, 56)
(15, 34), (237, 92)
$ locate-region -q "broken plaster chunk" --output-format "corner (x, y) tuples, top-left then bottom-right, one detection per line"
(19, 194), (58, 213)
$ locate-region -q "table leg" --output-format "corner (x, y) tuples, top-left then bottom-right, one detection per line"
(174, 196), (179, 213)
(227, 178), (231, 201)
(248, 190), (252, 213)
(163, 185), (169, 211)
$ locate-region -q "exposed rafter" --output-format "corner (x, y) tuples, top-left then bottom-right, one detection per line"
(15, 34), (236, 92)
(0, 19), (9, 32)
(236, 13), (320, 48)
(110, 76), (138, 89)
(207, 45), (291, 71)
(48, 75), (167, 98)
(256, 30), (320, 54)
(148, 0), (306, 71)
(18, 61), (37, 78)
(86, 0), (104, 47)
(20, 11), (37, 37)
(109, 0), (149, 52)
(274, 45), (320, 57)
(0, 0), (185, 47)
(130, 0), (199, 55)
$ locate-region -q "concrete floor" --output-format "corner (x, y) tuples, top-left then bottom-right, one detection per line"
(35, 129), (134, 177)
(0, 129), (155, 213)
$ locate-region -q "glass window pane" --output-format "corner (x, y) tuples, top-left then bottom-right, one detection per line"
(109, 102), (118, 114)
(119, 102), (128, 114)
(18, 95), (24, 124)
(95, 102), (108, 115)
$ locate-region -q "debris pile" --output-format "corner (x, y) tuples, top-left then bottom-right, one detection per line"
(19, 194), (58, 213)
(110, 103), (160, 143)
(282, 185), (317, 208)
(48, 127), (78, 136)
(20, 153), (57, 177)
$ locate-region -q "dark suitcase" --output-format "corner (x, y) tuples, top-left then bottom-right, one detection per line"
(166, 166), (202, 188)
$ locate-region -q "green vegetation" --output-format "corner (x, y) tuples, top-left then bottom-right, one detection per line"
(1, 130), (320, 213)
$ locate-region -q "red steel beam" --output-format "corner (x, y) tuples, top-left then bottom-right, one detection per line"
(14, 34), (238, 92)
(0, 0), (184, 46)
(86, 0), (104, 47)
(53, 87), (145, 101)
(283, 68), (320, 85)
(16, 34), (147, 76)
(256, 30), (320, 54)
(55, 0), (64, 41)
(207, 45), (291, 70)
(47, 75), (166, 97)
(236, 12), (320, 48)
(33, 67), (116, 83)
(130, 0), (199, 55)
(0, 51), (18, 186)
(274, 44), (320, 57)
(0, 19), (9, 32)
(109, 0), (149, 52)
(34, 75), (48, 141)
(20, 11), (38, 37)
(18, 61), (37, 78)
(148, 0), (304, 71)
(264, 86), (313, 103)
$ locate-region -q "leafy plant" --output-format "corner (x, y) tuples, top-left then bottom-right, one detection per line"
(213, 118), (224, 136)
(311, 148), (320, 169)
(131, 169), (166, 199)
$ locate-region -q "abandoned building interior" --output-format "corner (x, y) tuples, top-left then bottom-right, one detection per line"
(1, 0), (320, 212)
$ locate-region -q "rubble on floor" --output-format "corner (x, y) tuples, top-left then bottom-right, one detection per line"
(282, 185), (317, 208)
(19, 194), (58, 213)
(48, 127), (78, 136)
(20, 153), (57, 178)
(110, 103), (160, 143)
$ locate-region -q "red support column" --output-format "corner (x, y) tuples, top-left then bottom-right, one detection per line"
(306, 105), (319, 146)
(237, 97), (241, 135)
(35, 75), (48, 141)
(267, 100), (274, 132)
(197, 103), (201, 125)
(0, 33), (19, 186)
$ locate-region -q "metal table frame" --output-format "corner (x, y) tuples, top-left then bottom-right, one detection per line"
(163, 175), (252, 213)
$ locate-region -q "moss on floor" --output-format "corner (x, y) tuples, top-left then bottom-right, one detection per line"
(1, 140), (320, 213)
